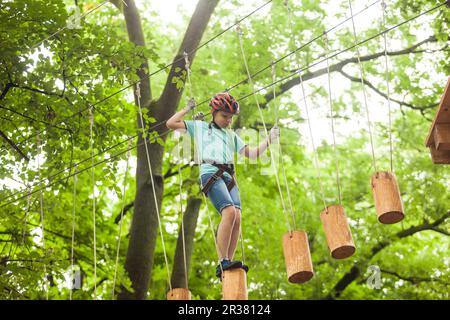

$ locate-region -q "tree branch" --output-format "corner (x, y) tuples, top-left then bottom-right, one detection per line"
(114, 201), (134, 224)
(0, 105), (74, 133)
(428, 227), (450, 236)
(379, 269), (446, 284)
(9, 83), (64, 98)
(113, 163), (192, 223)
(0, 130), (29, 161)
(0, 83), (13, 101)
(163, 163), (191, 179)
(337, 69), (438, 112)
(263, 35), (440, 107)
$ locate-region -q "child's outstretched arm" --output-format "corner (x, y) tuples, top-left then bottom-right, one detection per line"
(166, 99), (195, 130)
(240, 126), (280, 160)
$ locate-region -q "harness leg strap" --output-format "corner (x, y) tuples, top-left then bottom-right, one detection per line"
(201, 169), (225, 195)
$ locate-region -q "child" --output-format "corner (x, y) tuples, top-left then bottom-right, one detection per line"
(166, 92), (279, 279)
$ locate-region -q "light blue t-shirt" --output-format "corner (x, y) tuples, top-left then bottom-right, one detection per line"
(184, 120), (247, 178)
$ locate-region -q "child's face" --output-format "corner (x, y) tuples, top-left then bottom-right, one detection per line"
(213, 111), (234, 128)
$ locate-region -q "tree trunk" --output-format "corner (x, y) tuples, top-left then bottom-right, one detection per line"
(170, 194), (202, 288)
(118, 0), (220, 299)
(115, 0), (154, 300)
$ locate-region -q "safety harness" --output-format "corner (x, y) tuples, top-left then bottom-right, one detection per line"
(201, 162), (236, 195)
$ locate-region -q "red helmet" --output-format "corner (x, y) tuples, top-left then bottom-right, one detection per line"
(209, 92), (240, 115)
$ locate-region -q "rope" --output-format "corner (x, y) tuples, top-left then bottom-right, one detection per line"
(0, 129), (170, 209)
(231, 167), (246, 264)
(173, 88), (189, 289)
(31, 0), (110, 50)
(21, 186), (32, 245)
(348, 0), (378, 172)
(36, 133), (49, 300)
(381, 0), (394, 172)
(135, 83), (173, 293)
(69, 163), (77, 300)
(184, 52), (194, 100)
(202, 192), (225, 278)
(183, 52), (225, 279)
(7, 0), (444, 162)
(112, 139), (131, 299)
(237, 23), (293, 232)
(3, 0), (440, 195)
(10, 0), (390, 161)
(227, 0), (382, 93)
(236, 1), (448, 103)
(271, 62), (280, 126)
(8, 1), (273, 153)
(3, 1), (446, 208)
(323, 32), (343, 205)
(177, 157), (189, 289)
(179, 53), (193, 290)
(88, 107), (97, 299)
(271, 62), (297, 229)
(284, 0), (328, 212)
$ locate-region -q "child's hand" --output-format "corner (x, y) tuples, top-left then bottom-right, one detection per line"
(193, 112), (205, 120)
(269, 125), (280, 143)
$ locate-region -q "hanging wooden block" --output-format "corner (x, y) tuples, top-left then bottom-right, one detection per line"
(371, 171), (404, 224)
(167, 288), (192, 300)
(222, 268), (247, 300)
(320, 204), (356, 259)
(282, 230), (314, 284)
(426, 76), (450, 164)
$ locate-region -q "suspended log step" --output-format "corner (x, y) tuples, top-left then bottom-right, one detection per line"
(425, 76), (450, 164)
(282, 230), (314, 284)
(320, 205), (356, 259)
(167, 288), (192, 300)
(222, 268), (248, 300)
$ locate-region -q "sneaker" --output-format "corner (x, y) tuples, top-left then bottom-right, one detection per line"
(215, 259), (243, 278)
(241, 264), (249, 273)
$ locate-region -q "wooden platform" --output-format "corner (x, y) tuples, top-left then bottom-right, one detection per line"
(425, 77), (450, 164)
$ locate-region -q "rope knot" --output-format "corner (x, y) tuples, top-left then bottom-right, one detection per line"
(235, 22), (242, 35)
(127, 138), (133, 158)
(135, 82), (141, 99)
(36, 132), (41, 146)
(88, 107), (94, 126)
(183, 51), (190, 71)
(73, 163), (78, 182)
(186, 97), (196, 111)
(271, 61), (276, 81)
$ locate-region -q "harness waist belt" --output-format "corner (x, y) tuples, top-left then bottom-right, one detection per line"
(201, 162), (236, 195)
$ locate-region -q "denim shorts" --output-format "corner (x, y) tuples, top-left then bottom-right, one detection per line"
(200, 172), (241, 214)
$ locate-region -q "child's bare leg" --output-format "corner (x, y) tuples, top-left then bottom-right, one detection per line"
(227, 208), (241, 260)
(216, 205), (237, 260)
